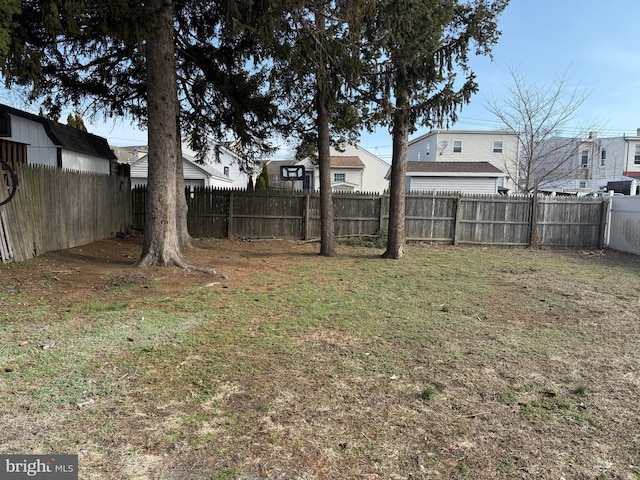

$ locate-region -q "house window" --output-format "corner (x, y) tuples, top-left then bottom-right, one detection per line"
(452, 140), (462, 153)
(600, 149), (606, 166)
(635, 144), (640, 165)
(492, 140), (503, 153)
(334, 173), (345, 182)
(580, 150), (588, 168)
(0, 113), (10, 137)
(579, 181), (587, 189)
(224, 166), (229, 176)
(425, 143), (431, 156)
(417, 151), (421, 161)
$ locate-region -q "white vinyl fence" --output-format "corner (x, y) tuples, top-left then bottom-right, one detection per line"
(606, 195), (640, 255)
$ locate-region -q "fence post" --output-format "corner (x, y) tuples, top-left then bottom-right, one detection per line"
(304, 192), (310, 240)
(379, 194), (385, 234)
(530, 188), (539, 248)
(228, 191), (234, 238)
(453, 195), (463, 245)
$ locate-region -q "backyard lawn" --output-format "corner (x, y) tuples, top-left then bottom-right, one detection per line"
(0, 237), (639, 479)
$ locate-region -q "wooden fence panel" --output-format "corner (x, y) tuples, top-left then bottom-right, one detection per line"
(131, 187), (146, 232)
(130, 187), (608, 248)
(405, 194), (456, 242)
(333, 194), (382, 237)
(536, 197), (604, 247)
(0, 162), (131, 262)
(457, 195), (532, 246)
(187, 188), (229, 237)
(229, 190), (306, 239)
(307, 195), (321, 240)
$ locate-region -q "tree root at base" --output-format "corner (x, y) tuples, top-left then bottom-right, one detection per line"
(135, 252), (215, 274)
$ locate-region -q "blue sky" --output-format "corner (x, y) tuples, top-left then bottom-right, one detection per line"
(3, 0), (639, 163)
(359, 0), (640, 162)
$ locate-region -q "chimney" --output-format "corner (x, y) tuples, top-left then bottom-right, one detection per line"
(588, 131), (597, 139)
(637, 128), (640, 137)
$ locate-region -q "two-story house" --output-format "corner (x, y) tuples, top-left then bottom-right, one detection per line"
(538, 130), (640, 194)
(406, 129), (519, 192)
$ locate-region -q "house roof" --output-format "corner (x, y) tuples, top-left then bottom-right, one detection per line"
(0, 103), (116, 160)
(407, 161), (505, 175)
(112, 146), (148, 165)
(331, 156), (365, 168)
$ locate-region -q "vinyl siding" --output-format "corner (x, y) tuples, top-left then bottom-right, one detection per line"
(408, 176), (499, 194)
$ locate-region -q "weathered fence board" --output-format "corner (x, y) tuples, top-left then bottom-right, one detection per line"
(405, 195), (457, 242)
(0, 162), (131, 262)
(132, 187), (608, 248)
(456, 196), (532, 246)
(0, 210), (14, 262)
(536, 197), (605, 247)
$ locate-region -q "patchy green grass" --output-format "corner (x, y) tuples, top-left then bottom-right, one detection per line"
(1, 238), (639, 480)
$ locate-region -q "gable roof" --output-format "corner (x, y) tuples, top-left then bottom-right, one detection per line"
(331, 156), (365, 168)
(112, 146), (148, 165)
(0, 103), (116, 160)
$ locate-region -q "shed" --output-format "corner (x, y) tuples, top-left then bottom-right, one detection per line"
(0, 103), (116, 174)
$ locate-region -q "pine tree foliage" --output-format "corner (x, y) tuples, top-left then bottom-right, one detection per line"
(360, 0), (509, 258)
(2, 0), (282, 164)
(255, 161), (270, 190)
(66, 111), (87, 131)
(260, 0), (369, 256)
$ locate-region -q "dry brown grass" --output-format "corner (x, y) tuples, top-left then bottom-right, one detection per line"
(1, 238), (639, 480)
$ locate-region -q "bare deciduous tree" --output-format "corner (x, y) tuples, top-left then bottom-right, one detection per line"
(486, 67), (598, 192)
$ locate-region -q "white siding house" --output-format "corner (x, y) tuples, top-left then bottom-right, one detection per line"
(407, 129), (519, 192)
(191, 143), (254, 189)
(268, 144), (390, 193)
(127, 154), (232, 189)
(0, 103), (115, 174)
(114, 143), (250, 189)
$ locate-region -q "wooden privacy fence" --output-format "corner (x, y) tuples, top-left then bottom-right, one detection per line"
(0, 162), (132, 262)
(132, 187), (607, 248)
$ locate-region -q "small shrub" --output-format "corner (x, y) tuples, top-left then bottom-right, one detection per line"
(420, 384), (437, 401)
(573, 384), (588, 396)
(339, 233), (387, 249)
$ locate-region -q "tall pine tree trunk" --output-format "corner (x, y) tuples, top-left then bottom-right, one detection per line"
(137, 0), (189, 267)
(382, 81), (410, 259)
(314, 5), (335, 257)
(316, 84), (336, 257)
